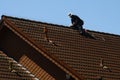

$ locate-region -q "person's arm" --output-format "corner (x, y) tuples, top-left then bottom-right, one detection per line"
(69, 15), (78, 27)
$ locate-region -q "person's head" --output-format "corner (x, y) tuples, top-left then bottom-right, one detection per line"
(68, 13), (72, 18)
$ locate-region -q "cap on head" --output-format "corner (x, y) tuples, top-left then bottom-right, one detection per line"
(68, 13), (72, 17)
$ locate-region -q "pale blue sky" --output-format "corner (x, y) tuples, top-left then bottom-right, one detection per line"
(0, 0), (120, 35)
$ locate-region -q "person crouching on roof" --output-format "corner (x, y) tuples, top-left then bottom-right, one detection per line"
(68, 13), (84, 34)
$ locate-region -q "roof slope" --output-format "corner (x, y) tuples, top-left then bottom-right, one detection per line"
(2, 15), (120, 80)
(0, 51), (39, 80)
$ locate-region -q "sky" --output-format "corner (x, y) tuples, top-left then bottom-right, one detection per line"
(0, 0), (120, 35)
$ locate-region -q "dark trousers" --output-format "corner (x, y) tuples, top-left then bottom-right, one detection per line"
(70, 25), (83, 33)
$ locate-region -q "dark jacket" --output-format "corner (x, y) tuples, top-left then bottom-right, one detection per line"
(71, 15), (84, 26)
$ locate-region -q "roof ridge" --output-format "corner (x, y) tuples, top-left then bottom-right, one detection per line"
(2, 15), (68, 28)
(2, 15), (120, 37)
(88, 29), (120, 37)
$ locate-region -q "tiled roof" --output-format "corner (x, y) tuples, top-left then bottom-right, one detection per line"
(2, 15), (120, 80)
(0, 51), (39, 80)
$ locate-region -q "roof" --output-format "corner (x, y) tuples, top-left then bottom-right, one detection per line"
(0, 51), (39, 80)
(1, 15), (120, 80)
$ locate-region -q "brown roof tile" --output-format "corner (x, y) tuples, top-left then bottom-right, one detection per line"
(2, 15), (120, 80)
(0, 51), (39, 80)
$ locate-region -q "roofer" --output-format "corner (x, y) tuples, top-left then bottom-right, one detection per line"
(68, 13), (96, 39)
(68, 13), (84, 34)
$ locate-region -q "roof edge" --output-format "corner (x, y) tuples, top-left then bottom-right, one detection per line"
(87, 29), (120, 37)
(2, 15), (68, 28)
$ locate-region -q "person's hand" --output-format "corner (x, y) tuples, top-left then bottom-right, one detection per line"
(69, 24), (73, 27)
